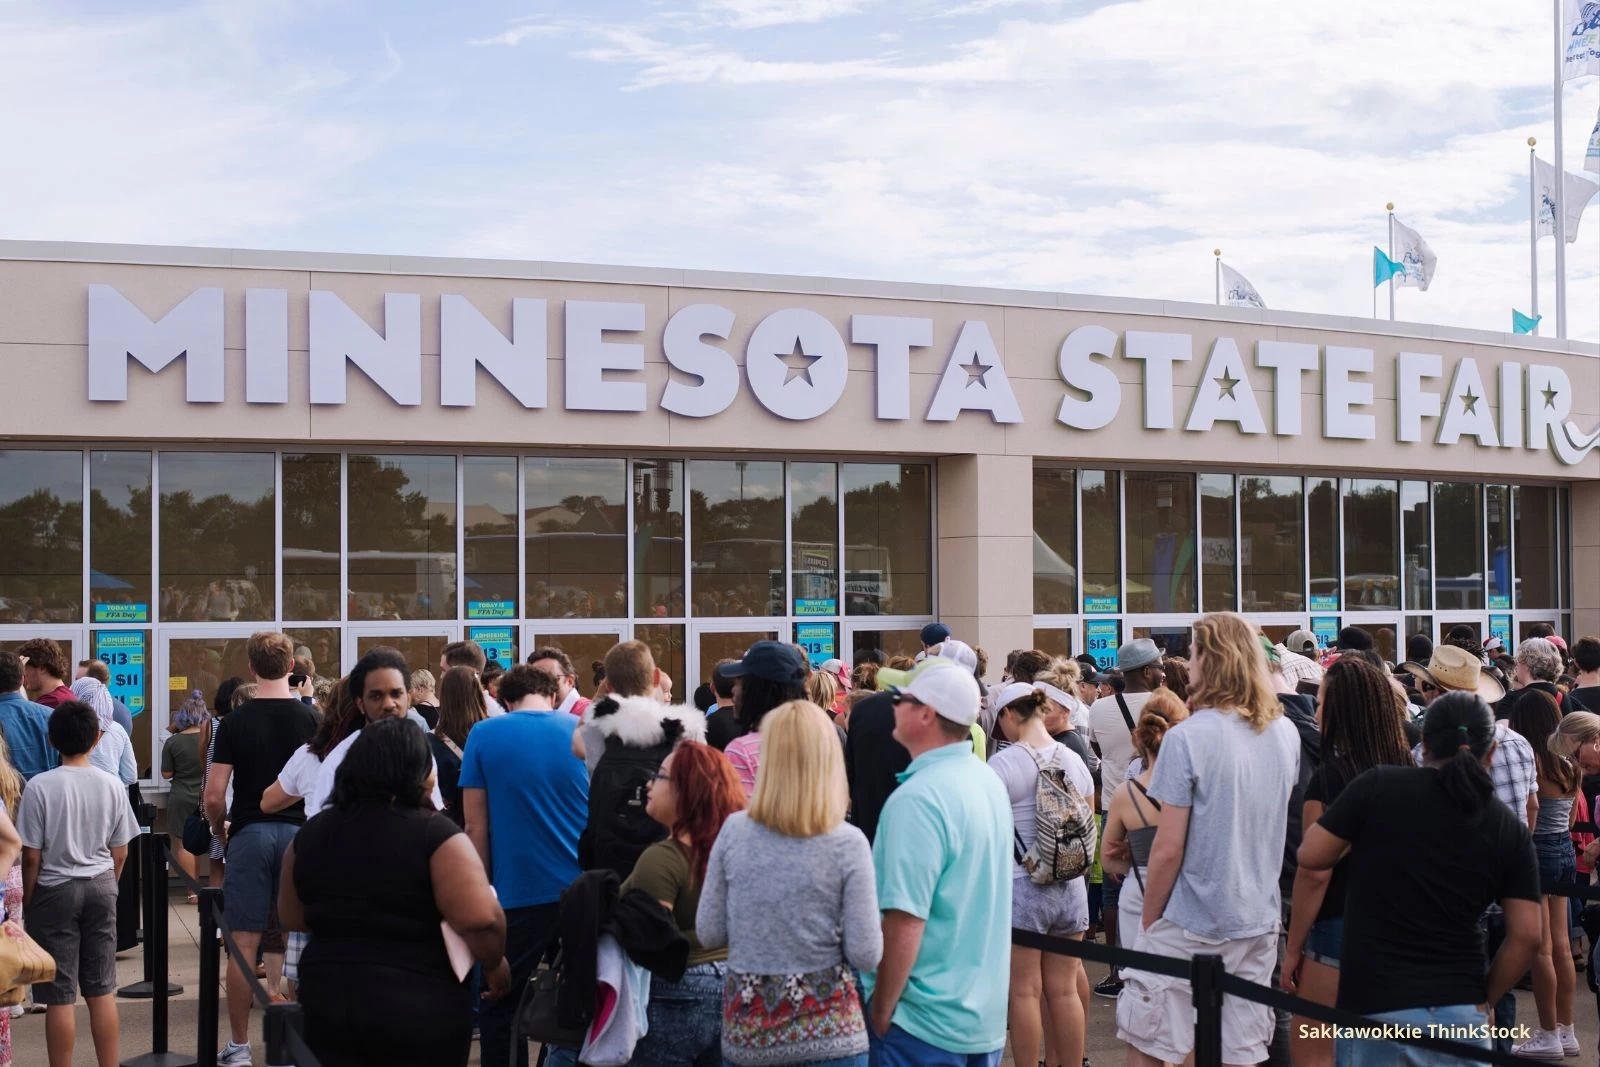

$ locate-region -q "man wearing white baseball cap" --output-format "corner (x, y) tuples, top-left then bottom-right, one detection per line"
(863, 659), (1011, 1066)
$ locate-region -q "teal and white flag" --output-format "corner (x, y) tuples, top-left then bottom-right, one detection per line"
(1513, 309), (1542, 334)
(1566, 0), (1600, 81)
(1390, 218), (1437, 291)
(1587, 110), (1600, 174)
(1534, 155), (1600, 242)
(1374, 247), (1404, 286)
(1219, 262), (1266, 309)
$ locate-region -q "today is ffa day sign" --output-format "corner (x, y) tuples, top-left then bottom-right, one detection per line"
(85, 285), (1600, 465)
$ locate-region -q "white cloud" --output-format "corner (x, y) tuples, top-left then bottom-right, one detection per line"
(467, 20), (559, 46)
(699, 0), (872, 29)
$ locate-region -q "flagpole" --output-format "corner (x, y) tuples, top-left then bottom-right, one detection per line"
(1387, 203), (1396, 320)
(1554, 0), (1569, 338)
(1529, 137), (1541, 330)
(1214, 249), (1221, 305)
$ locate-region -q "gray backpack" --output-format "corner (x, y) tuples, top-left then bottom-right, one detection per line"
(1014, 744), (1097, 885)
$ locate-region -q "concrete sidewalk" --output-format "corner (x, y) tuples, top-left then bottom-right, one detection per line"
(13, 890), (1595, 1065)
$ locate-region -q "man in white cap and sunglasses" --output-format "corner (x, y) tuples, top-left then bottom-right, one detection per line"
(863, 658), (1011, 1067)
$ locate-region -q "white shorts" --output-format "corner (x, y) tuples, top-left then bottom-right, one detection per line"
(1115, 916), (1278, 1066)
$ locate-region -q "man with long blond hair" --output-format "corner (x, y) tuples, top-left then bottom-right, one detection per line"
(1117, 612), (1300, 1067)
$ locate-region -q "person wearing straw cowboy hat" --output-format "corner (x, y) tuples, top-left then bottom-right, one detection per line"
(1400, 645), (1507, 706)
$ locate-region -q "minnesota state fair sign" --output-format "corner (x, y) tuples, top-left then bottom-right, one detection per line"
(85, 285), (1600, 465)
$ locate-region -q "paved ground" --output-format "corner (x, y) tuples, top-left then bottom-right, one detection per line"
(12, 891), (1596, 1065)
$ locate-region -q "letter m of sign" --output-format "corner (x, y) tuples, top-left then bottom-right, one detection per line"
(88, 285), (225, 402)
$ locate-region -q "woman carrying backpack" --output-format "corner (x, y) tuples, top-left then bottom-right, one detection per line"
(988, 682), (1095, 1067)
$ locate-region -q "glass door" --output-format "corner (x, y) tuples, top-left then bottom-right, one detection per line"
(1333, 613), (1402, 666)
(1435, 613), (1489, 654)
(0, 628), (85, 682)
(345, 623), (459, 680)
(842, 622), (926, 670)
(525, 627), (625, 702)
(689, 622), (782, 703)
(1124, 617), (1196, 660)
(160, 627), (259, 786)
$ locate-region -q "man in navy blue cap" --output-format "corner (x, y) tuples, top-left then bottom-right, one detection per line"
(919, 623), (951, 655)
(720, 641), (810, 794)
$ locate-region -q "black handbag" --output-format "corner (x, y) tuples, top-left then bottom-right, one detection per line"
(515, 958), (584, 1051)
(181, 812), (211, 856)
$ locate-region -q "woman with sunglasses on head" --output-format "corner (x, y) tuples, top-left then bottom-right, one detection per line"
(698, 701), (881, 1066)
(621, 740), (746, 1066)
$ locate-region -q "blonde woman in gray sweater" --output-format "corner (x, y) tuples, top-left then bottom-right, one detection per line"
(697, 700), (882, 1066)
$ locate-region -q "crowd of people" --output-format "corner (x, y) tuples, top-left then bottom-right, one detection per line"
(0, 617), (1594, 1066)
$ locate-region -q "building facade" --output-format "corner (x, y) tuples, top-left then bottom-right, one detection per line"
(2, 240), (1597, 785)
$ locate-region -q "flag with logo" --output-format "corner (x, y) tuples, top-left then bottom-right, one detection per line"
(1587, 109), (1600, 174)
(1390, 218), (1437, 291)
(1566, 0), (1600, 81)
(1533, 155), (1600, 242)
(1373, 247), (1404, 286)
(1219, 262), (1266, 308)
(1513, 309), (1542, 334)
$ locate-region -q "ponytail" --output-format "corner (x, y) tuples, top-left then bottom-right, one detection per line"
(1421, 691), (1496, 816)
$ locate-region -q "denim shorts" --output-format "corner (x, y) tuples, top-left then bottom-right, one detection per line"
(1535, 831), (1576, 895)
(1335, 1003), (1488, 1066)
(1305, 916), (1344, 968)
(631, 959), (725, 1067)
(222, 821), (299, 932)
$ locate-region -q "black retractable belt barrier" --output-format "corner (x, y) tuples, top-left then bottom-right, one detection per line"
(1014, 928), (1555, 1067)
(119, 832), (193, 1067)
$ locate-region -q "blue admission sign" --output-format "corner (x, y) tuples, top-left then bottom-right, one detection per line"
(1085, 620), (1120, 670)
(467, 627), (515, 670)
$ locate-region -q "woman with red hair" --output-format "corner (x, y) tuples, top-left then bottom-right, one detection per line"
(622, 740), (747, 1065)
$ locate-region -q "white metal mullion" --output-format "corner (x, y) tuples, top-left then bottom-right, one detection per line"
(1301, 478), (1312, 621)
(783, 462), (794, 645)
(274, 450), (284, 627)
(339, 453), (350, 672)
(81, 451), (90, 634)
(456, 453), (466, 635)
(1074, 468), (1085, 650)
(150, 450), (160, 626)
(1232, 475), (1243, 613)
(1117, 470), (1128, 615)
(625, 459), (636, 639)
(1193, 472), (1203, 611)
(684, 460), (697, 687)
(517, 455), (527, 661)
(837, 463), (847, 657)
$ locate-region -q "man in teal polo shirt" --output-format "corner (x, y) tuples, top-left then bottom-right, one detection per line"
(864, 657), (1012, 1067)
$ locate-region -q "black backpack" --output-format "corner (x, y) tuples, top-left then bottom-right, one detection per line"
(579, 734), (673, 879)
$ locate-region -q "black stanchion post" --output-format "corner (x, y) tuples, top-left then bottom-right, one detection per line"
(1191, 952), (1225, 1067)
(196, 887), (223, 1067)
(121, 835), (194, 1066)
(264, 1000), (305, 1067)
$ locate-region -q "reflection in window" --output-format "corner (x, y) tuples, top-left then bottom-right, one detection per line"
(1486, 485), (1512, 608)
(1240, 477), (1303, 612)
(1080, 471), (1121, 613)
(283, 454), (340, 622)
(90, 452), (152, 623)
(1032, 466), (1077, 614)
(0, 451), (82, 623)
(790, 463), (839, 617)
(527, 632), (618, 699)
(1200, 474), (1236, 612)
(842, 464), (931, 617)
(634, 460), (684, 618)
(691, 461), (784, 618)
(1432, 483), (1483, 610)
(526, 458), (627, 620)
(1515, 485), (1560, 609)
(634, 623), (685, 697)
(1343, 480), (1398, 611)
(1126, 473), (1196, 614)
(850, 628), (923, 665)
(347, 455), (457, 621)
(1033, 629), (1075, 661)
(1307, 478), (1339, 611)
(464, 457), (517, 619)
(283, 628), (342, 682)
(158, 452), (274, 622)
(1401, 481), (1431, 611)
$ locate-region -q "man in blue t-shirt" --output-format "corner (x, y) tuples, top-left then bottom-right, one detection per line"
(0, 652), (57, 781)
(460, 663), (589, 1067)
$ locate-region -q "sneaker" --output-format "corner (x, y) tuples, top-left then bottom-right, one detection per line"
(1092, 975), (1123, 998)
(1513, 1030), (1566, 1061)
(218, 1041), (253, 1066)
(1558, 1023), (1579, 1057)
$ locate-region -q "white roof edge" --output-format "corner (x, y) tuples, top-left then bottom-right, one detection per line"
(1, 238), (1593, 357)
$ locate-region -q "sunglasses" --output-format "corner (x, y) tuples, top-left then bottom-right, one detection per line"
(890, 694), (926, 708)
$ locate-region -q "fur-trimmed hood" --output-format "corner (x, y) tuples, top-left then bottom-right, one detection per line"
(582, 694), (707, 748)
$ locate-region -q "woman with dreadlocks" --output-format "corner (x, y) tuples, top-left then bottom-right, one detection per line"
(1282, 656), (1414, 1067)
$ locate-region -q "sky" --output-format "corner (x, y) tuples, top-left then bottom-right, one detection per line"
(4, 0), (1600, 341)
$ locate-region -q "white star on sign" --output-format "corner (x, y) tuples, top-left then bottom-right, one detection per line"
(780, 339), (820, 386)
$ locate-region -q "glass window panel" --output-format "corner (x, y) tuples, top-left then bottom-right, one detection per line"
(347, 455), (457, 621)
(634, 623), (685, 700)
(1432, 483), (1483, 610)
(842, 464), (931, 617)
(353, 633), (450, 679)
(90, 451), (152, 623)
(463, 456), (518, 619)
(633, 460), (684, 619)
(698, 629), (781, 688)
(157, 452), (274, 622)
(1241, 476), (1304, 613)
(1307, 478), (1339, 611)
(791, 463), (839, 617)
(1131, 624), (1192, 659)
(1486, 485), (1512, 608)
(1343, 480), (1398, 611)
(1126, 472), (1196, 614)
(1440, 619), (1481, 645)
(0, 450), (83, 623)
(1407, 615), (1433, 640)
(1080, 470), (1121, 613)
(92, 629), (150, 777)
(849, 628), (923, 666)
(1032, 466), (1077, 614)
(525, 457), (627, 620)
(282, 453), (340, 622)
(690, 461), (785, 618)
(1200, 473), (1236, 612)
(1401, 481), (1432, 611)
(527, 632), (621, 699)
(166, 635), (252, 728)
(1033, 628), (1075, 660)
(282, 628), (342, 684)
(1514, 485), (1559, 609)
